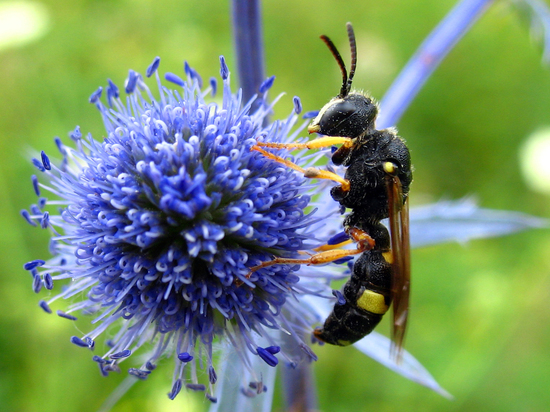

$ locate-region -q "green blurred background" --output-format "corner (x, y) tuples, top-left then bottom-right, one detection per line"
(1, 0), (550, 411)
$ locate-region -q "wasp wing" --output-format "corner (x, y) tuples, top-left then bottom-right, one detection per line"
(386, 173), (411, 362)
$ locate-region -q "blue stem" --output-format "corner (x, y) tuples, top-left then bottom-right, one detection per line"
(377, 0), (495, 129)
(231, 0), (266, 110)
(281, 361), (318, 412)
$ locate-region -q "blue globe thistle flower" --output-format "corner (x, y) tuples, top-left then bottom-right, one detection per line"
(22, 55), (336, 402)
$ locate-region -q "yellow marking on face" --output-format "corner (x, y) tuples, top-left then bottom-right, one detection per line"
(356, 289), (389, 315)
(383, 161), (396, 175)
(307, 124), (321, 133)
(337, 340), (352, 346)
(382, 251), (393, 264)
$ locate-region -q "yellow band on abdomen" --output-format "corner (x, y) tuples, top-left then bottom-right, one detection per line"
(356, 289), (389, 315)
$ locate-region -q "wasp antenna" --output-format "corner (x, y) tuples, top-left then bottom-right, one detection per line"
(320, 34), (348, 97)
(345, 22), (356, 95)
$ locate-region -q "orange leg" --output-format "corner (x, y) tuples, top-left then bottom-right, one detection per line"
(310, 238), (353, 252)
(309, 227), (374, 252)
(245, 228), (375, 276)
(247, 248), (362, 273)
(251, 145), (350, 191)
(255, 136), (353, 151)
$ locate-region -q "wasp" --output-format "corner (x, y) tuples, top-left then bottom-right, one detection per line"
(250, 23), (412, 356)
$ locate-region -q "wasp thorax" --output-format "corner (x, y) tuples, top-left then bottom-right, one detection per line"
(308, 92), (378, 139)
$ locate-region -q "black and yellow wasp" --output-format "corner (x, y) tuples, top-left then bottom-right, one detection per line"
(250, 23), (412, 356)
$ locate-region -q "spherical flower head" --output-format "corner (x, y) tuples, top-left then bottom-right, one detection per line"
(22, 56), (334, 401)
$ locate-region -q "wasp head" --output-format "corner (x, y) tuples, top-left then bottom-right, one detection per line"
(308, 92), (378, 139)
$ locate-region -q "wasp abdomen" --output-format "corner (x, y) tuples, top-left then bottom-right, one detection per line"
(314, 248), (393, 346)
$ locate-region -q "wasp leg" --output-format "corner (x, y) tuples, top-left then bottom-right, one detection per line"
(311, 227), (374, 252)
(247, 228), (375, 275)
(248, 248), (361, 274)
(311, 238), (353, 252)
(255, 136), (353, 151)
(251, 146), (350, 191)
(255, 135), (355, 166)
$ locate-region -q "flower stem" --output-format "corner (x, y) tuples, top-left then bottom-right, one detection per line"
(231, 0), (266, 110)
(281, 359), (318, 411)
